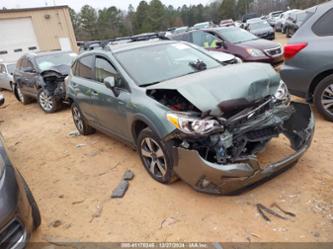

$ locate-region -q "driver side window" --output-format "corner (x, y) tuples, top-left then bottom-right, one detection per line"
(192, 31), (218, 49)
(95, 57), (127, 89)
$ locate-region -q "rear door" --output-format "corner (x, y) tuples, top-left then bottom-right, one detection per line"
(70, 55), (98, 123)
(19, 58), (38, 96)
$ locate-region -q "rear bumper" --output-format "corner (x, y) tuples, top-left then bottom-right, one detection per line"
(173, 102), (314, 195)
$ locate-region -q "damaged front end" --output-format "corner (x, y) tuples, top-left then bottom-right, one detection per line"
(40, 66), (69, 101)
(149, 88), (314, 194)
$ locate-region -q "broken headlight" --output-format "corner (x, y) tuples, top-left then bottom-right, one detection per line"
(167, 113), (221, 135)
(274, 80), (290, 103)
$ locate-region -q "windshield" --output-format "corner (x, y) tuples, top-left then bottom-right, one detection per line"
(6, 64), (16, 74)
(194, 22), (209, 29)
(115, 43), (221, 86)
(249, 21), (271, 30)
(216, 27), (258, 44)
(36, 52), (77, 71)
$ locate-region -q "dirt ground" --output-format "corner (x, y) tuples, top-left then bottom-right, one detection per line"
(0, 33), (332, 243)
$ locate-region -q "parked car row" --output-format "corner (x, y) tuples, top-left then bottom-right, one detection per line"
(172, 27), (283, 67)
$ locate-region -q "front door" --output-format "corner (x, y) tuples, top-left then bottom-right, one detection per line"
(89, 56), (131, 141)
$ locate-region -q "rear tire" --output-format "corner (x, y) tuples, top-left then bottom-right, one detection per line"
(314, 75), (333, 121)
(71, 103), (95, 135)
(137, 128), (178, 184)
(14, 84), (32, 105)
(37, 89), (61, 113)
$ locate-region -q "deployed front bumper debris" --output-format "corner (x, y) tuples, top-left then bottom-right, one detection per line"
(171, 102), (314, 195)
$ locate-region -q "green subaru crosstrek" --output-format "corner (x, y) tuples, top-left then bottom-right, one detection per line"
(66, 38), (315, 195)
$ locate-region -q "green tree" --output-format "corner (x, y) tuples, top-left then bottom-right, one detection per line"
(148, 0), (167, 31)
(219, 0), (236, 20)
(236, 0), (253, 19)
(133, 1), (151, 33)
(97, 7), (125, 39)
(79, 5), (98, 40)
(69, 8), (81, 39)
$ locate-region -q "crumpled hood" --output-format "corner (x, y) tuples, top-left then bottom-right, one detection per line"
(147, 63), (280, 115)
(40, 64), (70, 77)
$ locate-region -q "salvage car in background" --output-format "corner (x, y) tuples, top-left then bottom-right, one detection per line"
(0, 94), (41, 248)
(267, 10), (283, 27)
(172, 28), (284, 67)
(13, 51), (77, 113)
(275, 9), (300, 33)
(245, 19), (275, 40)
(284, 10), (308, 37)
(281, 1), (333, 121)
(67, 37), (314, 194)
(0, 62), (16, 91)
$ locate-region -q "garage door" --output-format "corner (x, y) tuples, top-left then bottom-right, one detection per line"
(0, 18), (39, 63)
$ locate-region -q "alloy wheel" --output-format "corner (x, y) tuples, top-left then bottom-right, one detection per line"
(140, 137), (167, 178)
(72, 106), (84, 132)
(39, 91), (54, 112)
(321, 83), (333, 116)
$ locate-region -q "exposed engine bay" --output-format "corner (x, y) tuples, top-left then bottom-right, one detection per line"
(147, 89), (200, 112)
(41, 70), (67, 99)
(148, 88), (309, 165)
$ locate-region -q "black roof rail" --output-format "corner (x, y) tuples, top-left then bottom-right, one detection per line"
(102, 32), (170, 48)
(80, 32), (170, 52)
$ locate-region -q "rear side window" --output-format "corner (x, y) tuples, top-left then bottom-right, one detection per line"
(20, 58), (33, 69)
(76, 55), (94, 80)
(312, 8), (333, 36)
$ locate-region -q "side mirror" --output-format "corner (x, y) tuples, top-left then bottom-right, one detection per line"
(0, 94), (4, 106)
(104, 76), (119, 97)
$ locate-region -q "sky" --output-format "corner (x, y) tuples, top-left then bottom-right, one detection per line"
(0, 0), (208, 11)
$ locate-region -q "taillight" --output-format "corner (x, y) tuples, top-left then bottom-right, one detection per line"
(284, 42), (308, 60)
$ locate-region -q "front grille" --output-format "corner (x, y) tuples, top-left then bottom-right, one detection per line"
(0, 219), (25, 249)
(265, 46), (282, 57)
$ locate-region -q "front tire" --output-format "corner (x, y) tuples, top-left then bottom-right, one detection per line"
(137, 128), (177, 184)
(314, 75), (333, 121)
(71, 103), (95, 135)
(37, 89), (61, 113)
